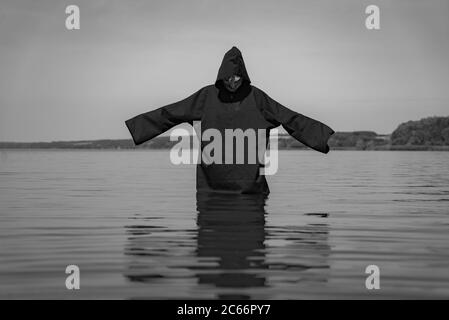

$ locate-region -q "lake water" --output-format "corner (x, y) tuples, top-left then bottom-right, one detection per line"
(0, 150), (448, 299)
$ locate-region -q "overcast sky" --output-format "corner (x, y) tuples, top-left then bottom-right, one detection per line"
(0, 0), (448, 141)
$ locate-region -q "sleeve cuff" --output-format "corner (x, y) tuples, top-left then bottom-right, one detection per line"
(125, 118), (140, 146)
(322, 127), (335, 154)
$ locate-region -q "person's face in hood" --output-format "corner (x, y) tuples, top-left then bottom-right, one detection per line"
(223, 75), (242, 92)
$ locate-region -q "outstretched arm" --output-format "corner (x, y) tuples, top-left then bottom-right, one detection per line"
(125, 86), (209, 145)
(254, 87), (334, 153)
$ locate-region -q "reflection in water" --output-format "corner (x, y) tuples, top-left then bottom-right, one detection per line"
(2, 151), (449, 298)
(124, 192), (331, 299)
(194, 192), (268, 298)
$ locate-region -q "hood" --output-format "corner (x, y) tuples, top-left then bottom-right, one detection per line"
(215, 46), (252, 102)
(215, 46), (251, 85)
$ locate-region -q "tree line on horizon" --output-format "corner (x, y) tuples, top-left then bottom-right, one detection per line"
(1, 116), (448, 151)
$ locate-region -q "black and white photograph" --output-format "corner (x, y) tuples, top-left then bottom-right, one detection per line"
(1, 0), (449, 305)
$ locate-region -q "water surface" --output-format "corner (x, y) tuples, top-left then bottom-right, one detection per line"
(0, 150), (448, 299)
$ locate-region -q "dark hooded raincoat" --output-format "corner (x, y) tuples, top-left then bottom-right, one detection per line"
(125, 47), (334, 194)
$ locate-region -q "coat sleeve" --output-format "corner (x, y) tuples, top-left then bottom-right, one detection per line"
(125, 87), (209, 145)
(254, 87), (335, 153)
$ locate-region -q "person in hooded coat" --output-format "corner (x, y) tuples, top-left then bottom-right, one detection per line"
(125, 46), (334, 194)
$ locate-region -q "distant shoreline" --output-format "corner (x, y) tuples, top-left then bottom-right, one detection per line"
(2, 116), (448, 151)
(1, 134), (448, 151)
(1, 148), (449, 151)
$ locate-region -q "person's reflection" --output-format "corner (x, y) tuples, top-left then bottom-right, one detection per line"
(194, 192), (268, 292)
(123, 192), (331, 299)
